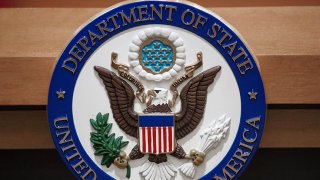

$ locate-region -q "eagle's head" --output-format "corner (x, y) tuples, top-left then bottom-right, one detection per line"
(143, 87), (171, 113)
(151, 88), (168, 106)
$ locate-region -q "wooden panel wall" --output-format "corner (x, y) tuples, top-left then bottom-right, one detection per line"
(0, 0), (319, 161)
(0, 7), (319, 105)
(1, 0), (320, 7)
(0, 1), (319, 179)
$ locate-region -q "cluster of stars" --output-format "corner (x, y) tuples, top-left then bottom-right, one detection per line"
(142, 40), (173, 72)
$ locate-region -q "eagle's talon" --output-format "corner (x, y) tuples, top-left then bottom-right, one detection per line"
(114, 151), (129, 169)
(185, 149), (206, 166)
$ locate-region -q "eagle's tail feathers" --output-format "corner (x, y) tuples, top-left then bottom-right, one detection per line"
(140, 161), (177, 180)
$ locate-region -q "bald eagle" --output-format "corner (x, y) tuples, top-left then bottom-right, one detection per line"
(94, 65), (221, 179)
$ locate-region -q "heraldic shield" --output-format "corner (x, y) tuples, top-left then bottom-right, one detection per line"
(138, 114), (176, 154)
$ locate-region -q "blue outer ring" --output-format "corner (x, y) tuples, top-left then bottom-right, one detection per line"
(48, 1), (266, 179)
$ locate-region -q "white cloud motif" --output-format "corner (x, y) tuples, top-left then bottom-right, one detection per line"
(129, 28), (186, 81)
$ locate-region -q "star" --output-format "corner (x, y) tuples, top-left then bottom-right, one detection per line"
(143, 49), (148, 53)
(151, 60), (155, 65)
(248, 89), (258, 100)
(154, 42), (160, 47)
(163, 54), (167, 58)
(56, 89), (66, 99)
(147, 54), (152, 59)
(159, 60), (163, 65)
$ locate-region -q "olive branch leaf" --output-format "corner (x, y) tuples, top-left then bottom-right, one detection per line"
(90, 112), (130, 178)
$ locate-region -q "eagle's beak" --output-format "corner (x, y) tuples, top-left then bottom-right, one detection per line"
(147, 89), (157, 97)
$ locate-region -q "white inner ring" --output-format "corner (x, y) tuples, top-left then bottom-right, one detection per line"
(72, 25), (241, 180)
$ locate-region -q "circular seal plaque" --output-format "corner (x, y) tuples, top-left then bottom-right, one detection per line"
(48, 1), (266, 180)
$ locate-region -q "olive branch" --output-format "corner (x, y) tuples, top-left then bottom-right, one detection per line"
(90, 112), (131, 178)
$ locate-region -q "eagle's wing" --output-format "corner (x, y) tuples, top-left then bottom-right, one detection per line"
(175, 66), (221, 139)
(94, 66), (139, 138)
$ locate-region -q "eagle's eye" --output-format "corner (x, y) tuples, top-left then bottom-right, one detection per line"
(155, 90), (160, 93)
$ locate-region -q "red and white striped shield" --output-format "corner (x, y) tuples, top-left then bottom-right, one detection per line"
(138, 114), (176, 154)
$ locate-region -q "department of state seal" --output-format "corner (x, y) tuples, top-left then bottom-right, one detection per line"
(47, 1), (266, 179)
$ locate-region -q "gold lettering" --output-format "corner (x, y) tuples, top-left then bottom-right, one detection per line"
(215, 136), (256, 180)
(207, 23), (221, 39)
(77, 36), (90, 52)
(56, 130), (72, 145)
(107, 14), (120, 30)
(193, 13), (208, 29)
(226, 158), (242, 175)
(81, 168), (96, 180)
(181, 9), (195, 25)
(62, 58), (77, 74)
(54, 116), (68, 129)
(66, 147), (81, 161)
(54, 117), (95, 179)
(150, 4), (163, 20)
(214, 175), (227, 180)
(119, 9), (138, 26)
(137, 5), (150, 21)
(96, 21), (113, 38)
(233, 148), (250, 163)
(88, 30), (102, 46)
(239, 141), (254, 151)
(54, 118), (73, 149)
(69, 45), (86, 61)
(72, 159), (88, 175)
(217, 29), (232, 45)
(216, 168), (234, 180)
(165, 5), (177, 21)
(246, 116), (260, 130)
(61, 141), (76, 152)
(237, 58), (253, 75)
(222, 41), (238, 57)
(232, 47), (247, 62)
(243, 128), (257, 143)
